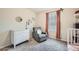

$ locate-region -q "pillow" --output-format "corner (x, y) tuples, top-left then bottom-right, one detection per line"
(37, 29), (42, 35)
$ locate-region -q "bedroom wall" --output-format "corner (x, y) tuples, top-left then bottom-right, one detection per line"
(36, 8), (78, 41)
(0, 8), (36, 49)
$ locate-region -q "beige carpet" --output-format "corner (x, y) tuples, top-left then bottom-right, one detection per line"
(7, 38), (67, 51)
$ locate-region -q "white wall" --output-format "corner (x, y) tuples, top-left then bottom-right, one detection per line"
(60, 8), (77, 41)
(0, 8), (36, 49)
(36, 8), (79, 41)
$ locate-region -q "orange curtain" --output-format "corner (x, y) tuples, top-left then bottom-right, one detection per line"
(56, 10), (61, 39)
(46, 13), (48, 34)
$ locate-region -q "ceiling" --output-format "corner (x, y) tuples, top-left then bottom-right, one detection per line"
(30, 8), (53, 13)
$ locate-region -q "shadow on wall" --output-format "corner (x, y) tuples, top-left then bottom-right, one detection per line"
(0, 31), (11, 49)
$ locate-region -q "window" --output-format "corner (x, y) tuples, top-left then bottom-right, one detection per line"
(48, 12), (56, 33)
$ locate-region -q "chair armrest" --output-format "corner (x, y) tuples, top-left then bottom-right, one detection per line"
(42, 32), (47, 34)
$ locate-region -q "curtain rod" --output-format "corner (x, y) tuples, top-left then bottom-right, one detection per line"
(47, 8), (64, 13)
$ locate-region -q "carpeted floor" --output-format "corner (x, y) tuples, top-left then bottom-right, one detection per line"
(7, 38), (67, 51)
(29, 39), (67, 51)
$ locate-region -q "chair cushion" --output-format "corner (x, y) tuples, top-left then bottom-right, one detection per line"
(39, 34), (47, 38)
(37, 29), (42, 35)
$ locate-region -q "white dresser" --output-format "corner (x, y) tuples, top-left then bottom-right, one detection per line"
(11, 29), (30, 48)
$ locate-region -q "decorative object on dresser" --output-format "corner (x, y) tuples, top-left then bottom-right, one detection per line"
(11, 29), (30, 48)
